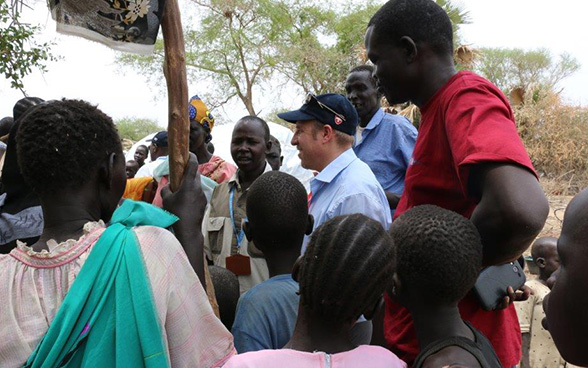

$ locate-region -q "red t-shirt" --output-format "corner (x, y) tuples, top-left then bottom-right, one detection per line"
(387, 71), (536, 367)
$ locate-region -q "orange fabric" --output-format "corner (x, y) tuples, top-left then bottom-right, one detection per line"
(122, 177), (154, 201)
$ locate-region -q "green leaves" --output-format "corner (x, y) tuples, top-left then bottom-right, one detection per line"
(0, 1), (55, 92)
(115, 117), (161, 141)
(115, 0), (472, 115)
(473, 48), (581, 95)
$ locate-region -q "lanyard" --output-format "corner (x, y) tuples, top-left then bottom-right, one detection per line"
(229, 186), (246, 249)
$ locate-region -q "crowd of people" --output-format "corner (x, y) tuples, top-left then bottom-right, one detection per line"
(0, 0), (586, 367)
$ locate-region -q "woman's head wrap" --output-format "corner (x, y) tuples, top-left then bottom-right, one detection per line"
(188, 95), (214, 133)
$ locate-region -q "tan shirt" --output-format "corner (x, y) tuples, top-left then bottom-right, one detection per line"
(516, 278), (579, 368)
(203, 164), (272, 294)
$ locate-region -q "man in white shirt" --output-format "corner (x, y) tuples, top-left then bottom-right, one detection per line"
(135, 131), (169, 178)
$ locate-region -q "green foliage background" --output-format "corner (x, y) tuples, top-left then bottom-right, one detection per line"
(115, 117), (161, 141)
(0, 0), (55, 92)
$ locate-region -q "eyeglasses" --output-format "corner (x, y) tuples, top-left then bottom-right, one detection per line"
(305, 93), (346, 122)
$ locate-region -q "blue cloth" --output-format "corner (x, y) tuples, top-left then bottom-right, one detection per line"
(231, 274), (299, 353)
(303, 148), (392, 253)
(353, 109), (417, 195)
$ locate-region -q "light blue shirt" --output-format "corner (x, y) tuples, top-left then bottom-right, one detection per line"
(303, 148), (392, 253)
(353, 109), (417, 195)
(231, 274), (299, 353)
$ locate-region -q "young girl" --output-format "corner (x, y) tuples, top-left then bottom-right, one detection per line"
(225, 214), (406, 368)
(0, 100), (234, 367)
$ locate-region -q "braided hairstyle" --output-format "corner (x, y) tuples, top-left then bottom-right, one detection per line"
(299, 214), (395, 324)
(246, 171), (308, 250)
(391, 205), (482, 306)
(16, 99), (121, 196)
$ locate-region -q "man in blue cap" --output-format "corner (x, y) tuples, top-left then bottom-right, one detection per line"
(278, 93), (392, 345)
(278, 93), (391, 248)
(135, 131), (169, 178)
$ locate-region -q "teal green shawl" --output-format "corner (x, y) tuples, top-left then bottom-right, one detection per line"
(24, 200), (178, 368)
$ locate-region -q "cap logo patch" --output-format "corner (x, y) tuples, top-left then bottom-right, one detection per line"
(334, 116), (343, 125)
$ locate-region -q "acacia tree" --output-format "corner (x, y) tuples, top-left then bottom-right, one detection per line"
(277, 0), (470, 95)
(276, 2), (380, 95)
(118, 0), (379, 115)
(1, 0), (55, 93)
(115, 117), (161, 141)
(119, 0), (309, 116)
(118, 0), (471, 116)
(473, 48), (580, 95)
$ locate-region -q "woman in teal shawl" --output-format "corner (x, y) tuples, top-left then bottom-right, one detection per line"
(1, 100), (235, 367)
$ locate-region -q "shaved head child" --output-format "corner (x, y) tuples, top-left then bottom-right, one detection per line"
(516, 236), (564, 368)
(390, 205), (501, 368)
(544, 188), (588, 367)
(231, 171), (312, 353)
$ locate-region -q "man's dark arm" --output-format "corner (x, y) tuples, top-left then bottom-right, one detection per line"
(469, 163), (549, 266)
(385, 191), (401, 210)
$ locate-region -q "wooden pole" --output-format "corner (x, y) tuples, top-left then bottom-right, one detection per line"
(160, 0), (220, 316)
(161, 0), (189, 192)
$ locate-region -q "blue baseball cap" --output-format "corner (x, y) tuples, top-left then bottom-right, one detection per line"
(278, 93), (358, 136)
(148, 131), (168, 147)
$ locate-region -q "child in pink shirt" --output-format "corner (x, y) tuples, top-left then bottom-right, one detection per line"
(225, 214), (406, 368)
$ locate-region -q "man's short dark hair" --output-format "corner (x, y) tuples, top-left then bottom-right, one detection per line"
(16, 99), (121, 195)
(269, 135), (281, 150)
(209, 265), (240, 329)
(368, 0), (454, 56)
(0, 117), (14, 137)
(246, 171), (308, 250)
(391, 205), (482, 305)
(349, 65), (377, 87)
(237, 116), (270, 143)
(13, 97), (44, 121)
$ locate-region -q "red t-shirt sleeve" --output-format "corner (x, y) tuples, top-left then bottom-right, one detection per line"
(444, 83), (536, 196)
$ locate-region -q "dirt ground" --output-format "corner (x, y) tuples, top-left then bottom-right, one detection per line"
(538, 195), (570, 239)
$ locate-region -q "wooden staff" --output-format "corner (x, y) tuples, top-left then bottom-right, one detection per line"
(160, 0), (220, 316)
(161, 0), (189, 192)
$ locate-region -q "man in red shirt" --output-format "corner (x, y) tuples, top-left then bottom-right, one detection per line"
(365, 1), (549, 367)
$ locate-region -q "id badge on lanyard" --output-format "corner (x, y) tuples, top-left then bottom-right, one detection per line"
(226, 186), (251, 275)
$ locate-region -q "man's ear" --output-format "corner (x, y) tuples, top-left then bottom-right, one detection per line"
(389, 273), (403, 299)
(243, 219), (253, 242)
(322, 124), (335, 144)
(536, 257), (546, 269)
(265, 139), (272, 154)
(100, 152), (117, 190)
(292, 255), (303, 282)
(364, 295), (385, 321)
(305, 214), (314, 235)
(399, 36), (418, 64)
